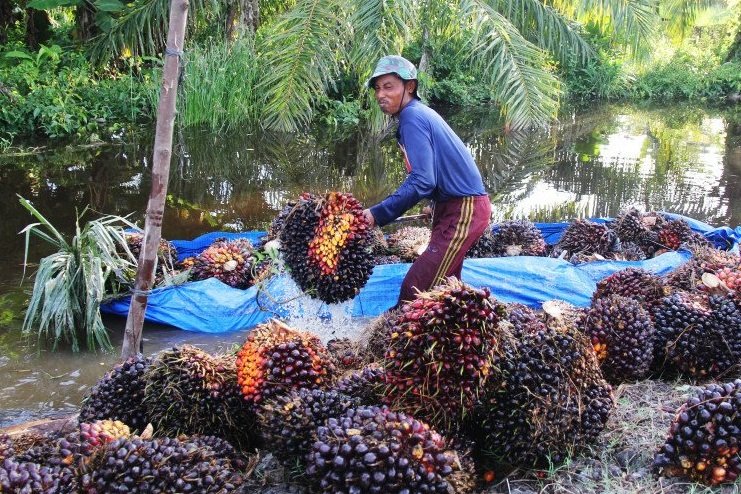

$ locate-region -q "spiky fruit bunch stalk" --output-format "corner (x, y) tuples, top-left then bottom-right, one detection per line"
(490, 220), (547, 257)
(386, 226), (431, 262)
(652, 293), (741, 378)
(555, 219), (618, 257)
(306, 406), (455, 493)
(281, 192), (374, 303)
(258, 388), (360, 463)
(190, 238), (255, 288)
(334, 365), (386, 405)
(265, 201), (297, 242)
(654, 379), (741, 485)
(472, 325), (613, 466)
(465, 226), (496, 258)
(592, 268), (666, 306)
(78, 435), (244, 493)
(578, 295), (655, 382)
(382, 279), (506, 431)
(123, 232), (178, 268)
(79, 354), (151, 432)
(142, 345), (256, 447)
(236, 319), (335, 405)
(326, 337), (363, 371)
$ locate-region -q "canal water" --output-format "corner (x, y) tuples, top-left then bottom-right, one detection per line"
(0, 102), (739, 427)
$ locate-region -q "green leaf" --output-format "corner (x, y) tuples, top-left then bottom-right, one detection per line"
(27, 0), (80, 9)
(4, 51), (34, 61)
(94, 0), (125, 12)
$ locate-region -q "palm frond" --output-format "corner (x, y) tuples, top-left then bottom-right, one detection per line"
(256, 0), (346, 132)
(488, 0), (595, 64)
(661, 0), (715, 41)
(462, 0), (562, 129)
(570, 0), (659, 56)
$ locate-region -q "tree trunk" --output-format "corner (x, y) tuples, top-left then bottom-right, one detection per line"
(24, 7), (51, 49)
(121, 0), (189, 360)
(75, 0), (99, 43)
(0, 0), (15, 44)
(225, 2), (237, 40)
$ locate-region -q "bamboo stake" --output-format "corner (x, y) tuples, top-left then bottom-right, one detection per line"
(121, 0), (189, 360)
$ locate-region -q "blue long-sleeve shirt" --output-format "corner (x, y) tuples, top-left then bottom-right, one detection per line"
(369, 99), (487, 227)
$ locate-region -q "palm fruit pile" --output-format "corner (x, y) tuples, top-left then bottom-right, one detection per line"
(78, 435), (245, 492)
(326, 337), (364, 371)
(258, 388), (360, 464)
(264, 201), (296, 242)
(374, 254), (403, 265)
(652, 292), (741, 378)
(190, 237), (255, 288)
(472, 324), (613, 466)
(334, 364), (386, 405)
(142, 345), (255, 447)
(306, 405), (455, 493)
(386, 226), (431, 262)
(654, 379), (741, 485)
(490, 219), (547, 257)
(236, 319), (335, 405)
(79, 353), (151, 432)
(123, 232), (178, 268)
(666, 245), (740, 290)
(592, 268), (666, 307)
(381, 279), (506, 431)
(465, 225), (496, 258)
(280, 191), (374, 303)
(554, 219), (618, 258)
(578, 295), (655, 382)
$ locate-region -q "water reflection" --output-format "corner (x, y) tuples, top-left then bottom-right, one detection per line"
(0, 102), (740, 425)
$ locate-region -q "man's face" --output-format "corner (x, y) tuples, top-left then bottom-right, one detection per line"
(373, 73), (407, 115)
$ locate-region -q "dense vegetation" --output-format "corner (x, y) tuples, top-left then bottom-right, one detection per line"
(0, 0), (740, 148)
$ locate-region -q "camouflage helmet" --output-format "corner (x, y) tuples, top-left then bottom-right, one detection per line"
(367, 55), (418, 89)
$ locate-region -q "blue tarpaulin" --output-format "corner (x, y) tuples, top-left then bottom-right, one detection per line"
(100, 213), (739, 333)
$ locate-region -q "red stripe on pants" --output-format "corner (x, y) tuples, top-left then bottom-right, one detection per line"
(397, 195), (491, 305)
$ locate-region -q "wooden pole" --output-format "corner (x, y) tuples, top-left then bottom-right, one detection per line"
(121, 0), (189, 359)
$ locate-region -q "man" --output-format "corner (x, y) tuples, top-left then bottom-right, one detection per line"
(362, 55), (491, 305)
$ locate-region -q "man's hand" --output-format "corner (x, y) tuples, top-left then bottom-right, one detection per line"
(362, 209), (376, 228)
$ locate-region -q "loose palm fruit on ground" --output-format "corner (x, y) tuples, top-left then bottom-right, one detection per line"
(652, 293), (741, 378)
(471, 325), (613, 466)
(79, 353), (151, 432)
(386, 226), (431, 261)
(592, 268), (666, 307)
(306, 405), (455, 493)
(554, 219), (618, 257)
(236, 319), (335, 405)
(258, 387), (360, 464)
(381, 279), (507, 432)
(143, 345), (257, 448)
(281, 192), (374, 303)
(191, 237), (255, 288)
(654, 379), (741, 485)
(490, 219), (547, 257)
(578, 295), (655, 382)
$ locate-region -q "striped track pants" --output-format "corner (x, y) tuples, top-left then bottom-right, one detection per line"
(398, 195), (491, 304)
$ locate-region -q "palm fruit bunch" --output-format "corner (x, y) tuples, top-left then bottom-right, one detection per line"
(490, 219), (547, 257)
(665, 245), (740, 291)
(578, 295), (655, 382)
(554, 219), (618, 257)
(142, 345), (256, 447)
(78, 435), (244, 493)
(612, 207), (655, 245)
(280, 191), (374, 303)
(381, 279), (506, 431)
(465, 225), (496, 258)
(657, 217), (707, 251)
(258, 387), (361, 464)
(190, 238), (255, 288)
(619, 241), (648, 261)
(504, 303), (546, 335)
(326, 337), (364, 371)
(0, 435), (12, 462)
(368, 227), (389, 255)
(123, 232), (178, 268)
(541, 300), (586, 332)
(374, 254), (403, 265)
(0, 456), (69, 493)
(652, 292), (741, 378)
(713, 266), (741, 299)
(654, 379), (741, 485)
(472, 325), (613, 466)
(236, 319), (335, 405)
(79, 353), (151, 432)
(444, 442), (480, 494)
(264, 201), (297, 242)
(334, 364), (386, 406)
(359, 309), (399, 364)
(306, 405), (455, 493)
(592, 268), (666, 307)
(386, 226), (431, 262)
